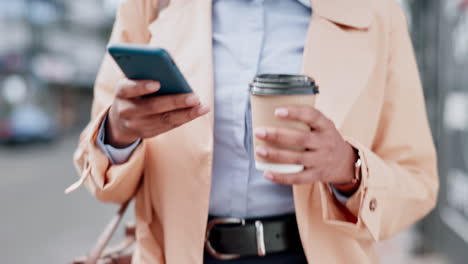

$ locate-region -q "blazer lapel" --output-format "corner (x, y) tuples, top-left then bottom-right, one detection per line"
(150, 0), (374, 132)
(294, 1), (375, 248)
(302, 0), (374, 128)
(148, 0), (215, 132)
(312, 0), (372, 29)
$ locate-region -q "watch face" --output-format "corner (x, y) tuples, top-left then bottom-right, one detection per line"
(355, 158), (362, 168)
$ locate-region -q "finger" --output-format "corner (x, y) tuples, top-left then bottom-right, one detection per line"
(135, 93), (200, 116)
(129, 104), (210, 138)
(113, 99), (140, 119)
(255, 145), (321, 166)
(255, 145), (304, 165)
(264, 169), (320, 185)
(116, 79), (160, 98)
(254, 127), (318, 149)
(145, 104), (210, 136)
(274, 106), (332, 131)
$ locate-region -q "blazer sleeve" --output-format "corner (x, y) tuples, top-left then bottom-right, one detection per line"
(320, 2), (439, 241)
(69, 0), (161, 204)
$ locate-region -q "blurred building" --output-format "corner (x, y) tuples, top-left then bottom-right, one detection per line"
(0, 0), (118, 142)
(389, 1), (468, 263)
(413, 1), (468, 264)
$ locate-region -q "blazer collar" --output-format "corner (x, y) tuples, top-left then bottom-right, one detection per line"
(152, 0), (374, 130)
(311, 0), (373, 29)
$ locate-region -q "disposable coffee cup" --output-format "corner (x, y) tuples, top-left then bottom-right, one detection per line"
(250, 74), (319, 174)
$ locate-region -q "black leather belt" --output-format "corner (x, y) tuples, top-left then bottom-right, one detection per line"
(205, 214), (302, 260)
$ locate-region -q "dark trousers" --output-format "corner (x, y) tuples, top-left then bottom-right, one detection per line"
(204, 251), (308, 264)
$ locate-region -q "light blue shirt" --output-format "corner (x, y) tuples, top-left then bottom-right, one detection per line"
(97, 0), (347, 218)
(209, 0), (311, 218)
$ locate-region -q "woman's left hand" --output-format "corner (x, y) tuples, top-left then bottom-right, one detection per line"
(254, 106), (357, 186)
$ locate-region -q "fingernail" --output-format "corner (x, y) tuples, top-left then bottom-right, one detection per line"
(275, 108), (289, 117)
(197, 105), (210, 115)
(254, 128), (267, 139)
(185, 94), (200, 105)
(146, 82), (160, 91)
(264, 172), (274, 180)
(256, 147), (268, 157)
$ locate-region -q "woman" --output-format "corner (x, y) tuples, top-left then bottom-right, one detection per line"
(70, 0), (439, 263)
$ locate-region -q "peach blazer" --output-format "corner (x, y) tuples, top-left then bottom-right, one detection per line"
(70, 0), (439, 263)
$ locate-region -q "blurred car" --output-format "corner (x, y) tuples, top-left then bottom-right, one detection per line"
(0, 104), (58, 143)
(0, 74), (58, 144)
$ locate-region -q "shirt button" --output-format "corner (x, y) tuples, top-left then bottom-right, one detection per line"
(369, 198), (377, 212)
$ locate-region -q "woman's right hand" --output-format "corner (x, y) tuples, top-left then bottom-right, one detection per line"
(106, 79), (210, 148)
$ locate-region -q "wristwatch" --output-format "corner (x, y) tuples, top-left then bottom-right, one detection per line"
(351, 157), (362, 184)
(333, 152), (362, 194)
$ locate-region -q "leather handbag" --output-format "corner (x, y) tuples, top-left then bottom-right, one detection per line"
(71, 200), (135, 264)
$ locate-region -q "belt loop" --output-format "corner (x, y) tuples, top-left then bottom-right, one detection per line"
(255, 220), (266, 257)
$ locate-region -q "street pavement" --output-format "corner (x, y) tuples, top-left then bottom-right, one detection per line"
(0, 134), (448, 264)
(0, 134), (134, 264)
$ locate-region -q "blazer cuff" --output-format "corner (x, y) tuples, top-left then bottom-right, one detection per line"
(68, 106), (147, 203)
(96, 115), (141, 164)
(319, 137), (385, 241)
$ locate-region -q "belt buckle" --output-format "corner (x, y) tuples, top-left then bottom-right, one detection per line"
(205, 218), (267, 260)
(205, 218), (245, 260)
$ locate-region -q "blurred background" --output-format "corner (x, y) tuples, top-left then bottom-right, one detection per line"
(0, 0), (467, 263)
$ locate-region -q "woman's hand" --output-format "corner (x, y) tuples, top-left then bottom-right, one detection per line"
(106, 79), (210, 147)
(254, 106), (358, 189)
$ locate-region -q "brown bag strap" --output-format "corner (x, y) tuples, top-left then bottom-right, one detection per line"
(85, 200), (131, 264)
